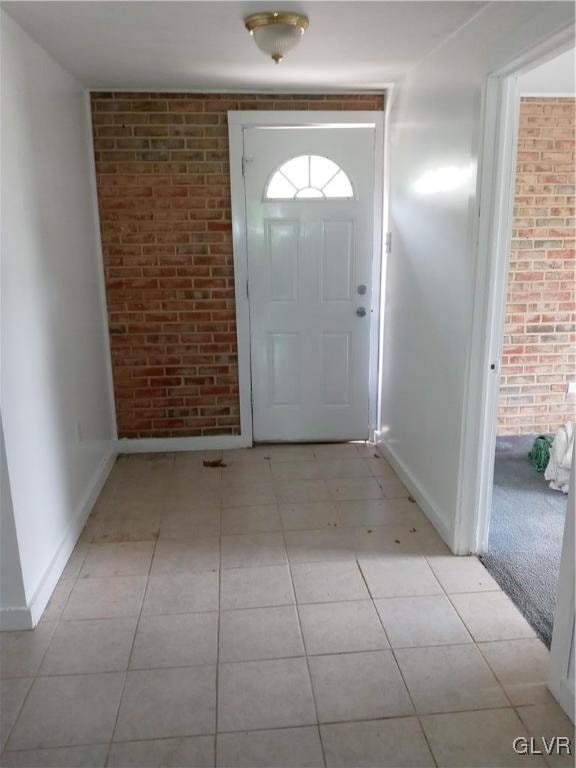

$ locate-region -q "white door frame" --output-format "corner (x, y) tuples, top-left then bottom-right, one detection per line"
(228, 110), (385, 445)
(455, 26), (575, 555)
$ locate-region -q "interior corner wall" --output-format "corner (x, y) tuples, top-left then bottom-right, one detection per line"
(378, 1), (575, 550)
(90, 92), (384, 441)
(0, 12), (116, 625)
(497, 97), (575, 436)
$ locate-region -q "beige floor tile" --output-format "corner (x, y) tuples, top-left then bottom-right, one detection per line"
(309, 650), (413, 723)
(108, 736), (215, 767)
(291, 561), (370, 603)
(221, 462), (273, 481)
(164, 482), (221, 506)
(358, 555), (442, 598)
(427, 555), (501, 593)
(160, 509), (220, 539)
(355, 523), (448, 557)
(170, 469), (222, 488)
(217, 726), (323, 767)
(0, 745), (109, 767)
(284, 529), (356, 563)
(377, 478), (410, 499)
(516, 701), (575, 767)
(174, 449), (223, 468)
(63, 576), (146, 620)
(221, 481), (276, 508)
(143, 572), (219, 615)
(130, 612), (218, 669)
(0, 624), (57, 679)
(279, 501), (341, 530)
(335, 498), (427, 528)
(219, 606), (304, 662)
(0, 677), (32, 750)
(326, 477), (383, 501)
(40, 618), (136, 675)
(266, 446), (316, 463)
(352, 442), (378, 458)
(420, 708), (546, 767)
(79, 541), (154, 578)
(275, 480), (331, 504)
(478, 639), (550, 705)
(89, 512), (162, 544)
(151, 537), (219, 575)
(271, 461), (323, 481)
(223, 447), (271, 465)
(375, 595), (472, 648)
(321, 717), (435, 768)
(450, 591), (536, 642)
(114, 666), (216, 741)
(363, 456), (397, 479)
(317, 460), (374, 479)
(60, 542), (89, 580)
(221, 532), (287, 569)
(40, 580), (74, 623)
(7, 673), (125, 750)
(299, 600), (389, 655)
(312, 444), (359, 460)
(218, 657), (316, 732)
(220, 564), (294, 610)
(221, 504), (281, 535)
(396, 644), (508, 714)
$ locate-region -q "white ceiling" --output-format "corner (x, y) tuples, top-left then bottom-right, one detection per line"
(2, 1), (487, 90)
(520, 48), (575, 95)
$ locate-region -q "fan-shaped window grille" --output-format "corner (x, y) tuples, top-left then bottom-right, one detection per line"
(266, 155), (354, 200)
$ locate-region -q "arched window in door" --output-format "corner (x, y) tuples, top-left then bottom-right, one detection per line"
(265, 154), (354, 200)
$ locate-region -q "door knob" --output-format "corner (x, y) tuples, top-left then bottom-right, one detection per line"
(356, 307), (367, 318)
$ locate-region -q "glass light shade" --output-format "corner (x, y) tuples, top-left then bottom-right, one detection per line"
(251, 23), (304, 63)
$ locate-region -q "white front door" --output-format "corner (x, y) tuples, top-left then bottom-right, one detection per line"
(243, 125), (377, 442)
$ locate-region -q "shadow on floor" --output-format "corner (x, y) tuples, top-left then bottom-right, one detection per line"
(480, 434), (568, 648)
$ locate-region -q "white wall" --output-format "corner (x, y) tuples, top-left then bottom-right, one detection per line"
(520, 47), (575, 95)
(378, 1), (575, 549)
(0, 417), (28, 628)
(0, 12), (116, 627)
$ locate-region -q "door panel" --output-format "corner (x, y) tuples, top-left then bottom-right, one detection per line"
(244, 126), (376, 442)
(322, 221), (354, 302)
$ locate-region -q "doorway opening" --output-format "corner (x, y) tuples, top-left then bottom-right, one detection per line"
(478, 49), (575, 650)
(228, 111), (385, 446)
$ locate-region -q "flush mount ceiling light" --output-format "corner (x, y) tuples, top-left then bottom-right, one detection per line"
(244, 12), (309, 64)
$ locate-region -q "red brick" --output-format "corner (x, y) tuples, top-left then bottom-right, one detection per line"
(92, 92), (384, 438)
(498, 97), (575, 436)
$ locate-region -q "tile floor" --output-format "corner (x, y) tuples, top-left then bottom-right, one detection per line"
(0, 443), (573, 767)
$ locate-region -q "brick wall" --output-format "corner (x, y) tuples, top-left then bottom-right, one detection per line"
(91, 93), (384, 439)
(497, 97), (575, 436)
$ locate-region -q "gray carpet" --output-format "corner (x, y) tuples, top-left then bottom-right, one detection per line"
(480, 434), (568, 648)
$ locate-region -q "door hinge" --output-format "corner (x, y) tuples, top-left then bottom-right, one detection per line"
(385, 232), (392, 254)
(242, 156), (254, 176)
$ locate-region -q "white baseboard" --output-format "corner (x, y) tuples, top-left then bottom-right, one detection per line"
(374, 434), (455, 551)
(0, 606), (34, 631)
(0, 445), (117, 631)
(117, 434), (251, 454)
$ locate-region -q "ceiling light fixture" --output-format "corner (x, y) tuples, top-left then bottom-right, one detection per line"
(244, 12), (309, 64)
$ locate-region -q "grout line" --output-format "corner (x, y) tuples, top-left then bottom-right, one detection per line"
(213, 484), (223, 765)
(281, 524), (328, 768)
(1, 539), (87, 753)
(103, 518), (161, 767)
(358, 557), (440, 768)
